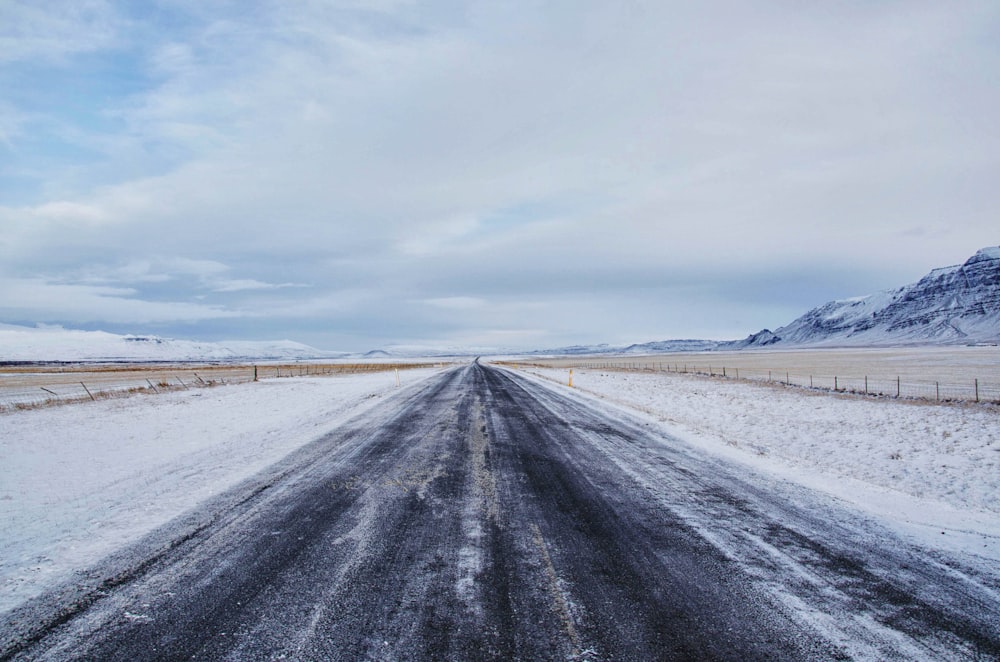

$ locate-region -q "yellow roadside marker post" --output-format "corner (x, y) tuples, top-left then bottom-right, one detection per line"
(568, 369), (574, 387)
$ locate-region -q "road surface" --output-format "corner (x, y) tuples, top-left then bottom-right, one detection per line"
(3, 363), (999, 660)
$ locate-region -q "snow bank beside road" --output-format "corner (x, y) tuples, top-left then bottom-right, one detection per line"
(0, 368), (442, 615)
(518, 367), (1000, 551)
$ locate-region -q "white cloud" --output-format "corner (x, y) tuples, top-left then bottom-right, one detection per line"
(212, 279), (307, 293)
(0, 277), (242, 324)
(0, 0), (124, 64)
(422, 296), (486, 310)
(31, 201), (109, 223)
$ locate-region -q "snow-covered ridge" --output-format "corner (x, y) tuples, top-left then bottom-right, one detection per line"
(0, 324), (347, 362)
(737, 246), (1000, 348)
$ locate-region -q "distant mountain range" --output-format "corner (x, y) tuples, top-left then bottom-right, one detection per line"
(0, 324), (350, 362)
(3, 248), (996, 361)
(522, 246), (1000, 356)
(733, 246), (1000, 349)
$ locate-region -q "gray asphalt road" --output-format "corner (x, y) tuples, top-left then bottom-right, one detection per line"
(3, 363), (999, 660)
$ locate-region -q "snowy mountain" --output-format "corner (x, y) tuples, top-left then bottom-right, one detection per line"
(620, 339), (726, 354)
(0, 324), (348, 362)
(738, 247), (1000, 348)
(521, 340), (726, 357)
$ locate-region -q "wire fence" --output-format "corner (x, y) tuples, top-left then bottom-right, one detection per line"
(507, 361), (1000, 404)
(0, 362), (436, 412)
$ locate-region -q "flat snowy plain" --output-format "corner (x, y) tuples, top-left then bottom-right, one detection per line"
(1, 356), (998, 630)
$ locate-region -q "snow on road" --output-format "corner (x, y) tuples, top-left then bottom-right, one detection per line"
(0, 368), (443, 615)
(3, 361), (998, 621)
(516, 366), (1000, 560)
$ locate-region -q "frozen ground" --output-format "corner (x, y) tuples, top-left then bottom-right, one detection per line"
(0, 367), (443, 615)
(516, 366), (1000, 561)
(3, 361), (999, 626)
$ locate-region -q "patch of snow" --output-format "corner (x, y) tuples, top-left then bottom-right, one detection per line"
(968, 246), (1000, 263)
(0, 368), (443, 615)
(0, 323), (347, 361)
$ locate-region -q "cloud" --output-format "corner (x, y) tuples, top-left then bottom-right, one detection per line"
(211, 279), (307, 293)
(31, 201), (109, 223)
(0, 1), (124, 64)
(2, 2), (999, 349)
(422, 296), (487, 310)
(0, 277), (243, 324)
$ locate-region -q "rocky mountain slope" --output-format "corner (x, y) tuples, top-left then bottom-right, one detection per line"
(739, 247), (1000, 348)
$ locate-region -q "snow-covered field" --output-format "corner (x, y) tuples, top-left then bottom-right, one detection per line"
(530, 345), (1000, 402)
(515, 366), (1000, 561)
(0, 367), (444, 615)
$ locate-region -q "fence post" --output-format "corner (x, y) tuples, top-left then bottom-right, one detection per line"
(786, 372), (789, 385)
(897, 376), (900, 398)
(936, 382), (940, 402)
(975, 378), (979, 403)
(865, 376), (868, 395)
(80, 382), (96, 401)
(835, 376), (838, 391)
(146, 379), (159, 393)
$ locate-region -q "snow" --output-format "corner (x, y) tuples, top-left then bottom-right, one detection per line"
(970, 246), (1000, 262)
(0, 323), (345, 361)
(0, 367), (443, 615)
(3, 359), (999, 621)
(514, 366), (1000, 561)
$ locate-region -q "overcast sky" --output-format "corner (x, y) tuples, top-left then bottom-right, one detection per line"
(1, 1), (998, 351)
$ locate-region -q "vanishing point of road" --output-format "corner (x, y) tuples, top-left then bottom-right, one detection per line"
(3, 363), (999, 660)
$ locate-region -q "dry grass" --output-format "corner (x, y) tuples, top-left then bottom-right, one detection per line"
(0, 361), (444, 413)
(504, 346), (1000, 404)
